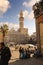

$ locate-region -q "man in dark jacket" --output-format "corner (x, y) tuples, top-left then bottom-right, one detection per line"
(0, 42), (11, 65)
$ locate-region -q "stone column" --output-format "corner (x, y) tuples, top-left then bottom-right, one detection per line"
(33, 0), (43, 54)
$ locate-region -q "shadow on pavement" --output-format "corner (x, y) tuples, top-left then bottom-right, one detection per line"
(9, 57), (43, 65)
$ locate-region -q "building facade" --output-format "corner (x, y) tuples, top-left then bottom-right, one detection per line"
(33, 0), (43, 54)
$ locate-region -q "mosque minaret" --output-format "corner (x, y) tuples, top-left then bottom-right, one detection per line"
(19, 10), (24, 28)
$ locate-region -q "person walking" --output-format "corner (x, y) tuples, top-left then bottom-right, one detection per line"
(19, 47), (22, 59)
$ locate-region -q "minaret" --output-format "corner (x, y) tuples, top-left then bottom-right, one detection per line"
(19, 10), (24, 29)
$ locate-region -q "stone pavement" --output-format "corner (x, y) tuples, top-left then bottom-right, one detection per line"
(9, 57), (43, 65)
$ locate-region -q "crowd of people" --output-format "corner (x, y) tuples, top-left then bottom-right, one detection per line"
(19, 46), (42, 59)
(19, 47), (30, 59)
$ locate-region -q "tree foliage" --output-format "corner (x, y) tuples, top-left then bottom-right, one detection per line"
(1, 24), (8, 40)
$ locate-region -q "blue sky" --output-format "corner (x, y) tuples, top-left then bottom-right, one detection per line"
(0, 0), (40, 35)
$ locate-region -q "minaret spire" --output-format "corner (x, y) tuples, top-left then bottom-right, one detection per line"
(20, 10), (23, 17)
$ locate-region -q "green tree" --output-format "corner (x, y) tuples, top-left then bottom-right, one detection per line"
(1, 24), (8, 42)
